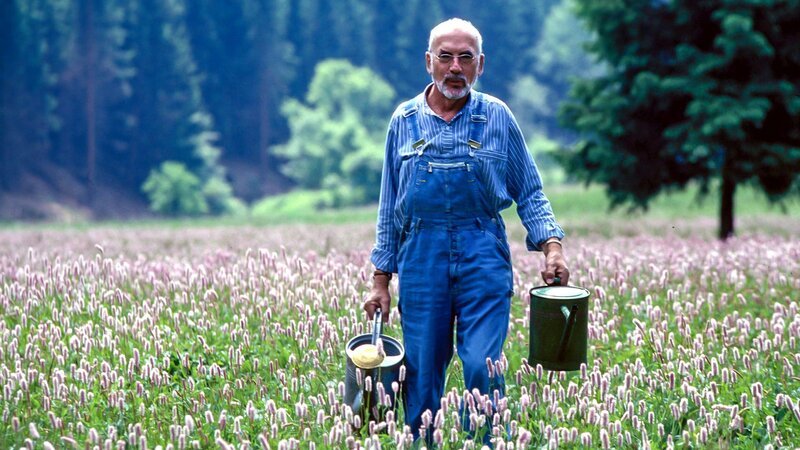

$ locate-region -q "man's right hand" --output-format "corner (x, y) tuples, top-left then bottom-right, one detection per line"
(364, 273), (392, 323)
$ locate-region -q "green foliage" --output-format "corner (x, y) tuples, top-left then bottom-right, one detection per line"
(3, 0), (605, 220)
(508, 0), (605, 143)
(142, 154), (243, 218)
(304, 60), (394, 133)
(251, 189), (335, 219)
(1, 0), (66, 189)
(561, 0), (800, 237)
(185, 0), (294, 182)
(202, 176), (247, 217)
(543, 182), (799, 222)
(272, 59), (395, 206)
(508, 76), (552, 138)
(142, 161), (208, 216)
(339, 142), (384, 203)
(527, 135), (567, 185)
(183, 118), (244, 216)
(532, 0), (603, 79)
(123, 0), (214, 184)
(248, 189), (381, 225)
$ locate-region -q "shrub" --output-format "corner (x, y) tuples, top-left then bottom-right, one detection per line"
(142, 161), (208, 216)
(250, 190), (334, 220)
(203, 176), (248, 217)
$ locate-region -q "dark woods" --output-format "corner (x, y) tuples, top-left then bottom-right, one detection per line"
(0, 0), (562, 218)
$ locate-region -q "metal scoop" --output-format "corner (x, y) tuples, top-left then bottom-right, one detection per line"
(350, 309), (385, 369)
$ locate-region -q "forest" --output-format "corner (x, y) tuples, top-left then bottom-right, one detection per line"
(2, 0), (591, 219)
(2, 0), (798, 235)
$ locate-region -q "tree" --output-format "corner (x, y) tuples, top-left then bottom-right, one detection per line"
(0, 0), (26, 191)
(249, 0), (295, 190)
(142, 161), (208, 216)
(450, 0), (559, 100)
(58, 0), (129, 204)
(119, 0), (240, 213)
(1, 0), (66, 192)
(123, 0), (213, 184)
(509, 0), (604, 142)
(78, 0), (98, 204)
(272, 59), (395, 205)
(184, 0), (295, 200)
(561, 0), (800, 239)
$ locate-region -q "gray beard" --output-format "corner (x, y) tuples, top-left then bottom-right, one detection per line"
(433, 76), (473, 100)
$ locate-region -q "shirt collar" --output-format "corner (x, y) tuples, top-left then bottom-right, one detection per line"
(420, 83), (479, 121)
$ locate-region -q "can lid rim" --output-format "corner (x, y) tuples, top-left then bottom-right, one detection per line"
(530, 285), (590, 299)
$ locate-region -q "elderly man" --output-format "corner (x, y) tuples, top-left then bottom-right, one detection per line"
(364, 18), (569, 441)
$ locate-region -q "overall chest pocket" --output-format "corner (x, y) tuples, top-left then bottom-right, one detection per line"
(415, 160), (478, 187)
(472, 148), (508, 181)
(473, 148), (507, 162)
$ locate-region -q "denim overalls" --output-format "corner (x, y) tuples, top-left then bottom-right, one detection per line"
(396, 94), (514, 440)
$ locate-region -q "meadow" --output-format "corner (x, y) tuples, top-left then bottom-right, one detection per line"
(1, 185), (799, 449)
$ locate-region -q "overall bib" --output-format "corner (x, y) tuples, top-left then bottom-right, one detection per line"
(397, 96), (514, 440)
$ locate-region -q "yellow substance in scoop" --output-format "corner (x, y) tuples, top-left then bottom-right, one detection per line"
(351, 344), (385, 369)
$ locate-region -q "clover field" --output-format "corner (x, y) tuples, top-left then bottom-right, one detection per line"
(1, 218), (799, 449)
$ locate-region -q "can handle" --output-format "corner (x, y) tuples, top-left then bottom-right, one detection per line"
(557, 304), (578, 362)
(372, 309), (382, 345)
(352, 391), (363, 413)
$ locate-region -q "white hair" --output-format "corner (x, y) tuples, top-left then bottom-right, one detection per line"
(428, 18), (483, 54)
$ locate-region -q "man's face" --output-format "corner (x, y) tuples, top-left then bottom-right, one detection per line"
(426, 29), (485, 100)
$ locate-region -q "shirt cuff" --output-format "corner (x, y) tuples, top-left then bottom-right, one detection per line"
(370, 247), (398, 274)
(525, 222), (565, 251)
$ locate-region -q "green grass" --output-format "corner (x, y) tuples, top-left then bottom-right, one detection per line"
(546, 183), (799, 220)
(1, 183), (796, 232)
(537, 183), (799, 238)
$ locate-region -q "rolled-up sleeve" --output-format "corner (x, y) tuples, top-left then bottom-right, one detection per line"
(504, 107), (565, 251)
(370, 122), (400, 272)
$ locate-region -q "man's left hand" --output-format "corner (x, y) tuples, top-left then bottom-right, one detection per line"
(541, 241), (569, 286)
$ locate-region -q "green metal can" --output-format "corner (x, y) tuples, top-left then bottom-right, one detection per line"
(528, 285), (590, 371)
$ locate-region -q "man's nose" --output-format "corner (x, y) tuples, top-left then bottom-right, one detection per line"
(449, 59), (463, 73)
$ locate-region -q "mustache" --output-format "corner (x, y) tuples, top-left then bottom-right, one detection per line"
(444, 74), (468, 83)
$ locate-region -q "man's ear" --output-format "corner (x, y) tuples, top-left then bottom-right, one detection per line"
(425, 52), (433, 75)
(477, 53), (485, 77)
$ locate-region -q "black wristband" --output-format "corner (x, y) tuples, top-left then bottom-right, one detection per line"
(373, 270), (393, 280)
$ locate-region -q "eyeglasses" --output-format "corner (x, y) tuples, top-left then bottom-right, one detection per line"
(430, 52), (477, 65)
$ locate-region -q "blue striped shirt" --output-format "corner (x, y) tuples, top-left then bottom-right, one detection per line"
(371, 87), (564, 273)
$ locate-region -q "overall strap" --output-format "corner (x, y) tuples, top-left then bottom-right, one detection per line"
(401, 99), (426, 155)
(467, 92), (487, 156)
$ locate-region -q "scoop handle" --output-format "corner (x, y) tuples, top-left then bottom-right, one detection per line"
(372, 309), (382, 345)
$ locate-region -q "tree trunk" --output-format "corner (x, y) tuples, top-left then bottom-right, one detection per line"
(719, 165), (736, 240)
(257, 23), (273, 186)
(258, 68), (271, 178)
(0, 0), (14, 191)
(0, 76), (16, 192)
(80, 0), (97, 208)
